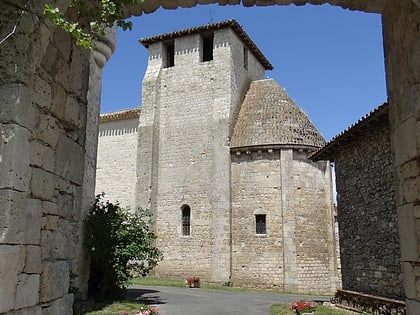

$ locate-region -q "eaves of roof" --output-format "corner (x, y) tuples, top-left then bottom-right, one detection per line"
(100, 107), (141, 123)
(139, 18), (273, 70)
(310, 102), (389, 161)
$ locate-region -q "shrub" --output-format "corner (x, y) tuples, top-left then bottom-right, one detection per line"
(85, 194), (163, 300)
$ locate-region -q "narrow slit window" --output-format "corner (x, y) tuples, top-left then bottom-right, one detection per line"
(165, 42), (175, 68)
(202, 33), (214, 62)
(255, 214), (266, 235)
(182, 205), (191, 236)
(243, 46), (248, 70)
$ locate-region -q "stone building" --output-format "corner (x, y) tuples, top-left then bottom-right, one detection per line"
(311, 103), (405, 311)
(96, 19), (340, 293)
(1, 0), (419, 314)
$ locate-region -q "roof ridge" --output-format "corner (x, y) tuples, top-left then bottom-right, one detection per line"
(139, 19), (273, 70)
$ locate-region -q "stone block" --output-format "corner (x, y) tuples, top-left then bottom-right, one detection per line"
(403, 262), (417, 300)
(0, 245), (25, 313)
(30, 167), (56, 201)
(23, 245), (42, 274)
(32, 75), (51, 109)
(64, 95), (81, 128)
(55, 134), (84, 185)
(393, 117), (417, 166)
(41, 293), (74, 315)
(39, 261), (69, 303)
(57, 192), (77, 220)
(41, 220), (77, 260)
(406, 299), (420, 315)
(397, 203), (419, 261)
(7, 306), (42, 315)
(0, 83), (35, 130)
(34, 113), (60, 148)
(42, 200), (58, 215)
(69, 47), (90, 99)
(0, 190), (41, 244)
(14, 273), (40, 309)
(42, 215), (59, 231)
(0, 123), (31, 192)
(50, 83), (67, 120)
(30, 140), (55, 173)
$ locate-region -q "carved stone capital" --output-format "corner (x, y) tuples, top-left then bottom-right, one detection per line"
(93, 26), (116, 68)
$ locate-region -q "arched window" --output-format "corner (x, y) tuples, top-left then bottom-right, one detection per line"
(181, 205), (191, 236)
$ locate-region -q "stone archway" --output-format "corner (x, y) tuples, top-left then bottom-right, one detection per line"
(0, 0), (418, 314)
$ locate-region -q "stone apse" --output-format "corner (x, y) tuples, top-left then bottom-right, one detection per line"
(0, 0), (419, 314)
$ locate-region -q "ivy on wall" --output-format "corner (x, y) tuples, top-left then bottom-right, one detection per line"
(44, 0), (144, 48)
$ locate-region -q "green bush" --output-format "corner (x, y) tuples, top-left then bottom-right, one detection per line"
(85, 194), (163, 300)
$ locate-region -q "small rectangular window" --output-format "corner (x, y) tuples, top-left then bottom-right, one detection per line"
(182, 206), (191, 236)
(202, 33), (214, 62)
(243, 46), (248, 70)
(165, 42), (175, 68)
(255, 214), (266, 235)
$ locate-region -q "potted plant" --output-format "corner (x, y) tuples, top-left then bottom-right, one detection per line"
(186, 276), (201, 288)
(291, 299), (316, 315)
(123, 306), (159, 315)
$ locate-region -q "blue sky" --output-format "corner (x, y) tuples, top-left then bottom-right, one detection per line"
(101, 3), (387, 141)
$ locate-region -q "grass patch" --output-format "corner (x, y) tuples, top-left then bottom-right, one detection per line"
(130, 276), (185, 287)
(83, 300), (148, 315)
(271, 303), (357, 315)
(130, 276), (246, 291)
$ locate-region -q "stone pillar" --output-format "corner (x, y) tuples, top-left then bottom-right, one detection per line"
(280, 149), (298, 292)
(382, 0), (420, 314)
(73, 27), (116, 300)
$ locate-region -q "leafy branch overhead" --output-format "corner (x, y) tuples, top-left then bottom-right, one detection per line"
(44, 0), (144, 48)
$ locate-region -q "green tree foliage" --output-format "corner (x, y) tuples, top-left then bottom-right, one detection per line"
(85, 194), (163, 300)
(44, 0), (144, 48)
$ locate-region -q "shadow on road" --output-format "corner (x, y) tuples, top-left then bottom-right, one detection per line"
(126, 288), (167, 306)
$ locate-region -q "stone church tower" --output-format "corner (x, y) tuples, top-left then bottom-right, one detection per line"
(96, 19), (339, 293)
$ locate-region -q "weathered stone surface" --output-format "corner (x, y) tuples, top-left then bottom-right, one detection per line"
(0, 84), (35, 130)
(41, 225), (76, 260)
(96, 117), (139, 209)
(335, 118), (402, 299)
(0, 123), (31, 192)
(23, 245), (42, 274)
(55, 134), (84, 185)
(30, 140), (55, 173)
(34, 113), (60, 149)
(30, 167), (56, 201)
(39, 261), (70, 303)
(14, 273), (40, 309)
(41, 293), (74, 315)
(0, 245), (25, 313)
(6, 306), (42, 315)
(0, 190), (42, 244)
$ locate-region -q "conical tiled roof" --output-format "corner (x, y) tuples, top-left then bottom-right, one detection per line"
(230, 79), (326, 149)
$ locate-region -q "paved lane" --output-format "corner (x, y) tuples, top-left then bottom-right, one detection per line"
(127, 285), (330, 315)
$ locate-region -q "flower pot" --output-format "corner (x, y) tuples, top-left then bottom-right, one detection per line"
(297, 312), (315, 315)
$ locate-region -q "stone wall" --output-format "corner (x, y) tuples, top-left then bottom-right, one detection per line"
(96, 116), (139, 209)
(332, 117), (403, 299)
(136, 26), (266, 282)
(382, 0), (420, 313)
(0, 1), (113, 313)
(231, 148), (338, 294)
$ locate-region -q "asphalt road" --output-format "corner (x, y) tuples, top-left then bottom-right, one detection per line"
(127, 285), (330, 315)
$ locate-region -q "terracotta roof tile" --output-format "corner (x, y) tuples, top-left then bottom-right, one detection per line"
(231, 79), (326, 150)
(100, 107), (141, 122)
